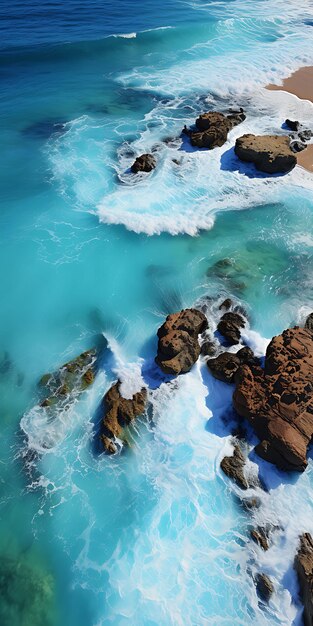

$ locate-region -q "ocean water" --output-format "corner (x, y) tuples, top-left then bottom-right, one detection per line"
(1, 0), (313, 624)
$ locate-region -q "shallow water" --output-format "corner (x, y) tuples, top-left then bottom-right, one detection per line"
(1, 0), (313, 624)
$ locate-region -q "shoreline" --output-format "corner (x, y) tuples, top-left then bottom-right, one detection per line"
(267, 66), (313, 172)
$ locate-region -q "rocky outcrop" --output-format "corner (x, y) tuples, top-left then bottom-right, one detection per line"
(101, 382), (147, 453)
(220, 442), (249, 489)
(255, 573), (274, 602)
(235, 134), (297, 174)
(233, 327), (313, 472)
(217, 311), (245, 345)
(155, 308), (208, 375)
(39, 349), (96, 408)
(187, 109), (245, 150)
(294, 533), (313, 626)
(131, 153), (156, 173)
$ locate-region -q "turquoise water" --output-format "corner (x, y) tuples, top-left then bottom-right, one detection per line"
(1, 0), (313, 624)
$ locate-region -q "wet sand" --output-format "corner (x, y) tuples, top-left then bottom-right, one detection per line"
(267, 66), (313, 103)
(267, 67), (313, 172)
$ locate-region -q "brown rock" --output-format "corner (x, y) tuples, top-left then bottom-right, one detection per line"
(233, 327), (313, 472)
(156, 309), (208, 375)
(207, 352), (241, 383)
(189, 110), (244, 150)
(217, 311), (245, 345)
(220, 443), (249, 489)
(195, 111), (231, 132)
(255, 573), (274, 602)
(101, 382), (147, 453)
(250, 527), (269, 551)
(190, 127), (229, 149)
(208, 346), (258, 384)
(131, 153), (156, 173)
(294, 533), (313, 626)
(235, 134), (297, 174)
(219, 298), (233, 311)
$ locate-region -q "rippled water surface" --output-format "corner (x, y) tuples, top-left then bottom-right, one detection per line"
(1, 0), (313, 624)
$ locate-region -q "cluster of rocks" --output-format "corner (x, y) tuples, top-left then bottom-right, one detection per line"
(128, 110), (312, 178)
(39, 348), (96, 408)
(285, 118), (313, 153)
(100, 382), (147, 454)
(183, 109), (246, 149)
(34, 298), (313, 618)
(234, 325), (313, 472)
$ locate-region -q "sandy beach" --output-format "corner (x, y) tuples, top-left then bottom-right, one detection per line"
(267, 66), (313, 102)
(267, 66), (313, 172)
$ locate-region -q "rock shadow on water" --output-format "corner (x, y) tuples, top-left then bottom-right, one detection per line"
(248, 448), (302, 490)
(220, 146), (287, 178)
(140, 334), (176, 390)
(200, 363), (236, 438)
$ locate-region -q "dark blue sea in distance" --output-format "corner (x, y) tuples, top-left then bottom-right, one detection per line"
(1, 0), (313, 624)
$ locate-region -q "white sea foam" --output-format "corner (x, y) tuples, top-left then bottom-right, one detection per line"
(113, 32), (137, 39)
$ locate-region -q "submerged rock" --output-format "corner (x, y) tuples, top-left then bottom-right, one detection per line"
(0, 555), (55, 626)
(101, 382), (147, 453)
(220, 442), (249, 489)
(131, 153), (156, 173)
(233, 326), (313, 472)
(235, 134), (297, 173)
(217, 311), (245, 345)
(39, 349), (96, 408)
(255, 573), (274, 602)
(155, 308), (208, 375)
(294, 533), (313, 626)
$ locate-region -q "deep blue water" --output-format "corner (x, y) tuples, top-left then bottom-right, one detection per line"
(1, 1), (313, 625)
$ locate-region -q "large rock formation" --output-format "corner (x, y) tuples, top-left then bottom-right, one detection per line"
(188, 110), (245, 150)
(101, 382), (147, 453)
(235, 134), (297, 173)
(131, 153), (156, 173)
(294, 533), (313, 626)
(155, 308), (208, 375)
(233, 327), (313, 472)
